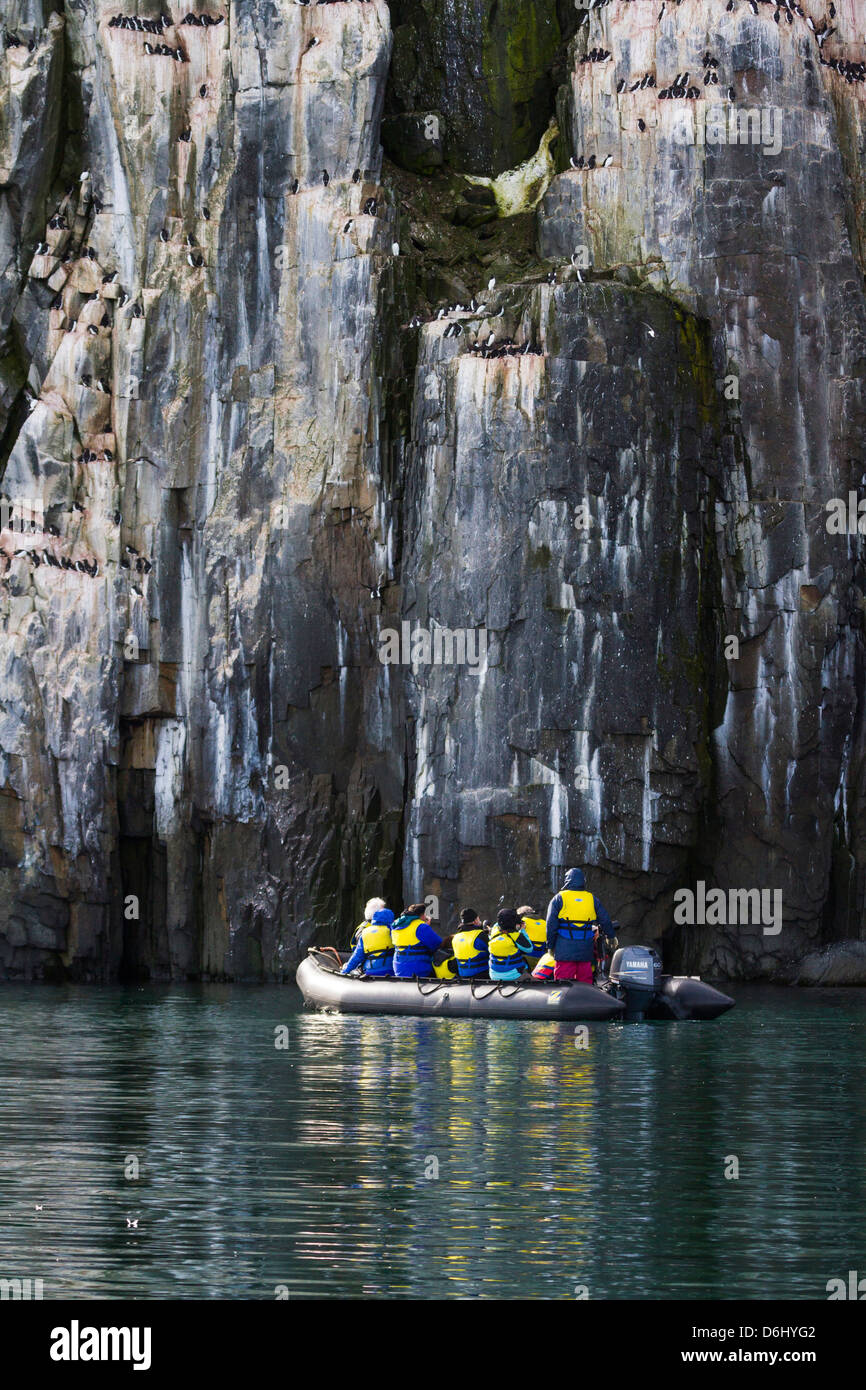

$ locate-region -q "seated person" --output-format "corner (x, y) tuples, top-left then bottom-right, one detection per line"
(531, 951), (556, 981)
(517, 904), (547, 961)
(340, 908), (395, 977)
(488, 908), (534, 981)
(350, 896), (387, 946)
(391, 902), (443, 978)
(451, 908), (489, 979)
(433, 952), (458, 980)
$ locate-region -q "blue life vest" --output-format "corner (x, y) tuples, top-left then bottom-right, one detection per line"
(551, 889), (599, 963)
(452, 928), (489, 978)
(358, 923), (394, 977)
(392, 916), (436, 977)
(489, 928), (529, 979)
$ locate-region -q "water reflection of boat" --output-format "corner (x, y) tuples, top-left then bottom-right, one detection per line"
(296, 948), (735, 1023)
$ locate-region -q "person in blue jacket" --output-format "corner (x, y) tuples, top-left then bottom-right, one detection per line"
(391, 902), (442, 978)
(340, 908), (395, 977)
(546, 867), (615, 983)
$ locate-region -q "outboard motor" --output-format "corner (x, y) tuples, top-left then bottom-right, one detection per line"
(609, 946), (662, 1020)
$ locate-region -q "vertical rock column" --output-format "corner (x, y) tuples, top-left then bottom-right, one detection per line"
(400, 280), (726, 934)
(539, 0), (866, 971)
(0, 1), (407, 978)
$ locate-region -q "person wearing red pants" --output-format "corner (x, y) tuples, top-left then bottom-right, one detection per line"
(545, 867), (616, 983)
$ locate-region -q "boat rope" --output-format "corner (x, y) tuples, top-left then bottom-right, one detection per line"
(416, 979), (451, 995)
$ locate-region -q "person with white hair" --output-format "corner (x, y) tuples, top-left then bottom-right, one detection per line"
(350, 897), (387, 946)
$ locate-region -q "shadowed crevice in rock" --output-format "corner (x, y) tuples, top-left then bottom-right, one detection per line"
(384, 0), (565, 177)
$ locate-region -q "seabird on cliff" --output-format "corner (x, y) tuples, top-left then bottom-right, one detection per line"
(352, 168), (361, 183)
(322, 169), (330, 186)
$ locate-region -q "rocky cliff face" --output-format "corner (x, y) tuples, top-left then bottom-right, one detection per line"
(1, 0), (864, 981)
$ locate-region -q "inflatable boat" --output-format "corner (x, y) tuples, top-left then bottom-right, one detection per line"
(296, 946), (734, 1023)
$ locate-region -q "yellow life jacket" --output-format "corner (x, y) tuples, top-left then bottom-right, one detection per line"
(434, 957), (458, 979)
(521, 916), (547, 951)
(360, 923), (394, 960)
(489, 929), (527, 972)
(351, 919), (367, 946)
(556, 890), (598, 942)
(453, 929), (488, 962)
(532, 951), (556, 979)
(452, 928), (488, 977)
(392, 917), (428, 951)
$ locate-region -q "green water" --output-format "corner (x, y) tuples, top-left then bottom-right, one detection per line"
(0, 983), (864, 1300)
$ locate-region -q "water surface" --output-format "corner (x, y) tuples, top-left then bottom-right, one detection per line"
(1, 983), (863, 1299)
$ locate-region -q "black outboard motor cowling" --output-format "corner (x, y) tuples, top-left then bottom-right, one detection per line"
(609, 946), (663, 1020)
